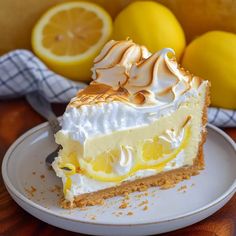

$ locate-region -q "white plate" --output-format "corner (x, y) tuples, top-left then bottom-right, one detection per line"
(2, 123), (236, 235)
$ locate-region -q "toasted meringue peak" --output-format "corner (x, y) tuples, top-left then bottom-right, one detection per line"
(91, 39), (151, 87)
(94, 65), (128, 88)
(70, 39), (203, 108)
(69, 83), (130, 107)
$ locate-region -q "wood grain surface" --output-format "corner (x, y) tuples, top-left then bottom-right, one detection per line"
(0, 98), (235, 236)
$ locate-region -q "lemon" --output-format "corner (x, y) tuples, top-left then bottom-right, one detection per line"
(113, 1), (186, 60)
(31, 2), (112, 82)
(159, 0), (236, 43)
(182, 31), (236, 109)
(142, 137), (172, 162)
(140, 125), (190, 166)
(79, 148), (129, 182)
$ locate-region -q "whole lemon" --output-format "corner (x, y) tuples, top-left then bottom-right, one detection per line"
(113, 1), (186, 60)
(182, 31), (236, 109)
(159, 0), (236, 43)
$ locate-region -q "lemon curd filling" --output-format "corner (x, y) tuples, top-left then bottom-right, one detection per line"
(80, 121), (191, 181)
(55, 87), (206, 199)
(53, 84), (207, 200)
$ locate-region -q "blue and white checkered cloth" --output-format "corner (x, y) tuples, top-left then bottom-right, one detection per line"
(0, 50), (235, 127)
(0, 50), (86, 102)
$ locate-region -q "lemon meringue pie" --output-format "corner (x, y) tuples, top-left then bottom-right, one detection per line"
(52, 40), (210, 208)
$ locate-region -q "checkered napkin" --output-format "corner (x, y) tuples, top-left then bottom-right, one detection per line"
(0, 50), (86, 102)
(0, 50), (235, 127)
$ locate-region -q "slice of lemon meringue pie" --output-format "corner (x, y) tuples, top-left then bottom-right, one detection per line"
(52, 40), (210, 208)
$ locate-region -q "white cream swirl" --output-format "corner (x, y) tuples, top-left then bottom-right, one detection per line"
(92, 40), (151, 88)
(127, 48), (190, 104)
(112, 146), (134, 175)
(159, 128), (185, 150)
(89, 40), (201, 107)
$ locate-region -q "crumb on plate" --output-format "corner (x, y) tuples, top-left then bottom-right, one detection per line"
(177, 185), (187, 192)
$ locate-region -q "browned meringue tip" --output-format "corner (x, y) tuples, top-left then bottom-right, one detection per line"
(69, 83), (131, 108)
(93, 39), (135, 65)
(191, 76), (203, 88)
(71, 40), (206, 109)
(157, 86), (174, 97)
(181, 115), (192, 128)
(78, 82), (111, 95)
(130, 91), (146, 105)
(116, 85), (129, 96)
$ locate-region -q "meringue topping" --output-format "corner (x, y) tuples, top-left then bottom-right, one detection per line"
(92, 40), (151, 87)
(70, 39), (202, 108)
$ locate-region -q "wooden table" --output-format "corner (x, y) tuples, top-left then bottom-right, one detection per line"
(0, 98), (235, 236)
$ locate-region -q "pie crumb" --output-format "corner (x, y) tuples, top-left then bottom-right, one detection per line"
(143, 206), (148, 211)
(25, 186), (37, 197)
(119, 202), (128, 209)
(50, 185), (62, 193)
(138, 200), (148, 207)
(124, 194), (130, 200)
(90, 215), (96, 220)
(178, 185), (187, 192)
(40, 174), (45, 180)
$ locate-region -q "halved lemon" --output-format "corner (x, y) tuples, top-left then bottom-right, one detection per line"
(31, 2), (113, 81)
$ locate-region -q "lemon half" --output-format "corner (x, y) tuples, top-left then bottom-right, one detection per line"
(32, 1), (113, 81)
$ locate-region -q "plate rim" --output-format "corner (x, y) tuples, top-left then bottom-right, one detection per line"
(1, 122), (236, 226)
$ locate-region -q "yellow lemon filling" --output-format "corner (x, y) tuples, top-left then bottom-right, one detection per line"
(59, 123), (191, 195)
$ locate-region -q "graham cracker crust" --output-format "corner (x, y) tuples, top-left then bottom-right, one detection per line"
(61, 84), (210, 209)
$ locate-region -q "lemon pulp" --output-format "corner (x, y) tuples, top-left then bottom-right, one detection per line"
(32, 2), (112, 81)
(41, 8), (103, 56)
